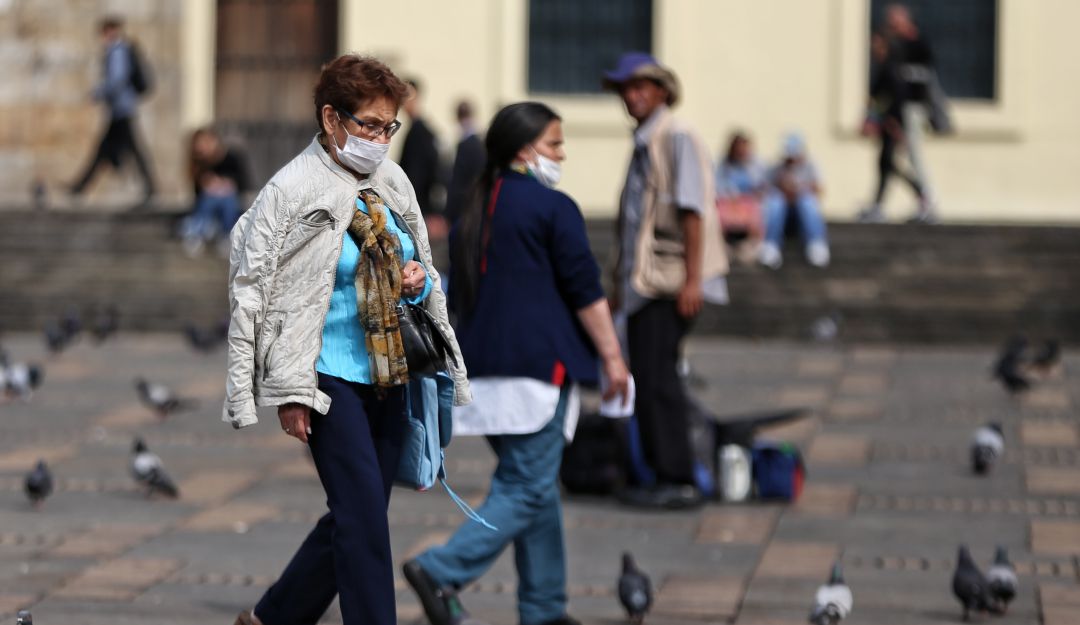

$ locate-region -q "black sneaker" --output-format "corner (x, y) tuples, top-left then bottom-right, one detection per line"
(403, 559), (470, 625)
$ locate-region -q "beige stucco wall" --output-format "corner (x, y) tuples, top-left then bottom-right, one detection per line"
(332, 0), (1080, 223)
(0, 0), (185, 206)
(13, 0), (1073, 220)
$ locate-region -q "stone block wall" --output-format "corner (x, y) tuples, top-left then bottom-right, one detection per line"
(0, 0), (185, 208)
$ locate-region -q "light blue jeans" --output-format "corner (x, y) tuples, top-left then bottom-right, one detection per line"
(180, 192), (241, 242)
(417, 387), (569, 625)
(763, 191), (828, 247)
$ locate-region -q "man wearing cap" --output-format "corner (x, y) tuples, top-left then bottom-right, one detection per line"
(603, 52), (728, 509)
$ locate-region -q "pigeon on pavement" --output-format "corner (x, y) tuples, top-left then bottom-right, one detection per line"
(131, 437), (180, 498)
(617, 552), (652, 625)
(24, 460), (53, 509)
(91, 305), (120, 343)
(992, 336), (1030, 394)
(952, 545), (998, 621)
(135, 378), (196, 418)
(971, 423), (1005, 475)
(43, 321), (69, 355)
(183, 320), (228, 353)
(2, 362), (43, 402)
(986, 546), (1018, 614)
(16, 610), (32, 625)
(808, 560), (853, 625)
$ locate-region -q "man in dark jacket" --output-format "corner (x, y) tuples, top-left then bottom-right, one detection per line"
(398, 79), (443, 217)
(70, 16), (156, 208)
(445, 100), (485, 224)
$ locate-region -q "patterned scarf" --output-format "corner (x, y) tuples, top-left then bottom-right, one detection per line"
(349, 189), (408, 387)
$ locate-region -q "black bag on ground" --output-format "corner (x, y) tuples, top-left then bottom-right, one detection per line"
(560, 414), (625, 495)
(397, 303), (456, 376)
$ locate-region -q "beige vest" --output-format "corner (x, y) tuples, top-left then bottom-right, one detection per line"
(621, 109), (728, 300)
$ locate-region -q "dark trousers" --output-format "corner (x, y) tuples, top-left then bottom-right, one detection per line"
(627, 299), (695, 485)
(72, 116), (155, 196)
(874, 127), (922, 204)
(255, 374), (406, 625)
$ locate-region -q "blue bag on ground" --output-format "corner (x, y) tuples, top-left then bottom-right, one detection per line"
(751, 440), (805, 501)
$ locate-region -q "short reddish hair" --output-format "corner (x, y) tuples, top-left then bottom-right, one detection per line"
(313, 55), (409, 131)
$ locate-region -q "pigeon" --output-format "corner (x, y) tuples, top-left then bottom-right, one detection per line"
(43, 321), (70, 355)
(1026, 339), (1062, 379)
(986, 546), (1017, 613)
(130, 437), (179, 498)
(2, 362), (43, 402)
(183, 321), (228, 353)
(16, 610), (31, 625)
(808, 560), (853, 625)
(992, 336), (1030, 394)
(617, 552), (652, 625)
(91, 305), (120, 343)
(135, 378), (196, 418)
(971, 423), (1005, 475)
(952, 545), (998, 621)
(810, 313), (841, 343)
(60, 308), (83, 340)
(24, 460), (53, 509)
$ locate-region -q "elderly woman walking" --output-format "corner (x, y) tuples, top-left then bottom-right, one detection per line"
(223, 55), (469, 625)
(403, 102), (629, 625)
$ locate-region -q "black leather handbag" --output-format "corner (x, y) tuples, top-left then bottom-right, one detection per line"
(396, 304), (457, 376)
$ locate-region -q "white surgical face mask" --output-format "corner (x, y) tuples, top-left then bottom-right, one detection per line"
(333, 117), (390, 174)
(530, 148), (562, 188)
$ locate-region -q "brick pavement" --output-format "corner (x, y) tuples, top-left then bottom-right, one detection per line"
(0, 334), (1076, 624)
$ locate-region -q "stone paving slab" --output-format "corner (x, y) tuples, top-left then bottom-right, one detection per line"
(0, 334), (1077, 624)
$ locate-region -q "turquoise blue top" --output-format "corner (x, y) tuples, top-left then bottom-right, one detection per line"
(316, 198), (434, 384)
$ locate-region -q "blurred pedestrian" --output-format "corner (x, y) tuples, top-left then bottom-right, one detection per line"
(603, 52), (728, 509)
(859, 31), (926, 223)
(445, 99), (486, 224)
(759, 133), (830, 269)
(178, 127), (252, 256)
(858, 3), (943, 223)
(69, 16), (156, 208)
(399, 79), (443, 217)
(715, 131), (766, 263)
(225, 55), (469, 625)
(403, 102), (629, 625)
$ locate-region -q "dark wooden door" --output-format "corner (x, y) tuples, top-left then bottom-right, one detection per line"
(215, 0), (339, 185)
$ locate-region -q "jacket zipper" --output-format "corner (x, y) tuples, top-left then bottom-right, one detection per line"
(309, 207), (347, 399)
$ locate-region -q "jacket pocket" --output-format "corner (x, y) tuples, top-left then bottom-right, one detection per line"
(262, 315), (285, 381)
(279, 207), (337, 265)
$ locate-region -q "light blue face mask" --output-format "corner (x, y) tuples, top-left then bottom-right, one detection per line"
(530, 148), (562, 188)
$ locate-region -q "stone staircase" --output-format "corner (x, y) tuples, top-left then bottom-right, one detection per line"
(2, 209), (1078, 343)
(585, 220), (1080, 343)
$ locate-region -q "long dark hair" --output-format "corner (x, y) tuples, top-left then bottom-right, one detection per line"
(449, 102), (561, 319)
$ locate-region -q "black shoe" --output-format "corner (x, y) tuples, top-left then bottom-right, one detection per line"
(534, 617), (583, 625)
(618, 482), (704, 510)
(403, 560), (470, 625)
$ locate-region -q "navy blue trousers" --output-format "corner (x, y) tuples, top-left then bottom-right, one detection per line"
(255, 374), (406, 625)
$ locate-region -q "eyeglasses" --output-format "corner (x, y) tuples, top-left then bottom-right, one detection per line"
(336, 108), (402, 139)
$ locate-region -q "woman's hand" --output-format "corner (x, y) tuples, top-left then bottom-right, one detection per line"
(601, 355), (631, 407)
(278, 402), (311, 443)
(402, 260), (427, 299)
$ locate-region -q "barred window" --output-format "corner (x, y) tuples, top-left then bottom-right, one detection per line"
(528, 0), (653, 94)
(870, 0), (998, 100)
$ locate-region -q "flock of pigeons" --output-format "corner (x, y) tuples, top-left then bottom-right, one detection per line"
(1, 310), (1065, 624)
(614, 336), (1060, 625)
(3, 310), (228, 516)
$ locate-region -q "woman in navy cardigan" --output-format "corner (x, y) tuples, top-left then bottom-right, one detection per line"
(403, 102), (630, 625)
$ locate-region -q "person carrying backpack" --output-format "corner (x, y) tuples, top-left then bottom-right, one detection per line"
(69, 16), (156, 209)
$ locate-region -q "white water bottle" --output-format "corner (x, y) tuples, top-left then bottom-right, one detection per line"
(718, 444), (752, 502)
